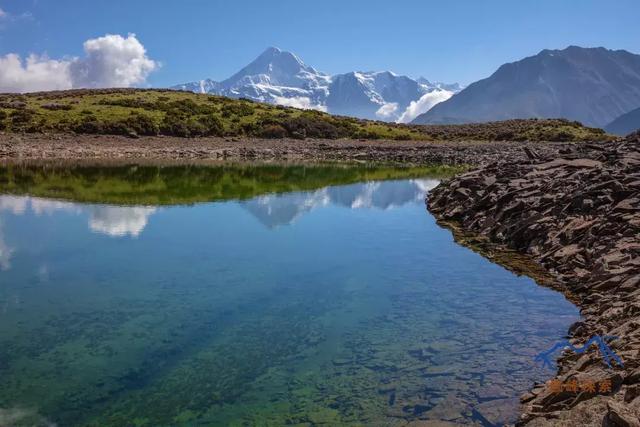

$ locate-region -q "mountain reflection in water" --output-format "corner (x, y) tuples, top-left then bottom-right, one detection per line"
(241, 179), (439, 227)
(0, 179), (438, 237)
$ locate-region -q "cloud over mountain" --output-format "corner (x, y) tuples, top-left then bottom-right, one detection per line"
(174, 48), (460, 122)
(0, 34), (158, 93)
(397, 90), (454, 123)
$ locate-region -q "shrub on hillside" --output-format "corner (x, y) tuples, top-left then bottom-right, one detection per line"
(239, 122), (259, 136)
(72, 112), (159, 136)
(157, 99), (217, 116)
(259, 124), (288, 139)
(160, 111), (191, 137)
(73, 114), (103, 134)
(351, 129), (382, 140)
(0, 101), (27, 109)
(98, 97), (155, 109)
(160, 110), (224, 137)
(124, 112), (160, 136)
(41, 103), (73, 111)
(193, 115), (224, 137)
(393, 133), (413, 141)
(221, 102), (255, 118)
(281, 116), (343, 139)
(9, 109), (37, 130)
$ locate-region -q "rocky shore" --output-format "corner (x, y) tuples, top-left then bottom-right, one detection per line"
(0, 133), (573, 166)
(428, 134), (640, 426)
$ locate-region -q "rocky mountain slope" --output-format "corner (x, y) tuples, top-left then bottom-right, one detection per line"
(605, 106), (640, 136)
(413, 46), (640, 128)
(172, 47), (460, 122)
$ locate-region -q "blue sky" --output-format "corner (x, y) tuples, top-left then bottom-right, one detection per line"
(1, 0), (640, 86)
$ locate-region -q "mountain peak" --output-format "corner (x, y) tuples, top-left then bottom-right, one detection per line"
(263, 46), (281, 54)
(173, 48), (460, 122)
(220, 47), (319, 88)
(413, 46), (640, 126)
(255, 46), (305, 67)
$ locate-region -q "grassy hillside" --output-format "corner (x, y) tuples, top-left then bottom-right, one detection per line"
(0, 88), (613, 142)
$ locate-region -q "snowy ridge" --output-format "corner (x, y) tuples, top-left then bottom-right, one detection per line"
(171, 47), (461, 122)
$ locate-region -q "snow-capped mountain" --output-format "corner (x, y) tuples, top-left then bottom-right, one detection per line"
(326, 71), (425, 120)
(172, 47), (461, 123)
(417, 78), (463, 93)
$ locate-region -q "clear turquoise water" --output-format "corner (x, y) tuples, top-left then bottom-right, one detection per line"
(0, 165), (578, 426)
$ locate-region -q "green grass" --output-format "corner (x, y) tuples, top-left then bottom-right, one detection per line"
(0, 88), (614, 142)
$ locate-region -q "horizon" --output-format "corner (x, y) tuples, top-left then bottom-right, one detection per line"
(1, 0), (639, 90)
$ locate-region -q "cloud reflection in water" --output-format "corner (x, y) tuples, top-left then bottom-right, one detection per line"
(0, 195), (156, 238)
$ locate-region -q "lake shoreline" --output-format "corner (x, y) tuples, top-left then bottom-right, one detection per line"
(428, 134), (640, 426)
(1, 132), (578, 166)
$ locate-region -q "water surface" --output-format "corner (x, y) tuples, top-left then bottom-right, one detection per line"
(0, 163), (578, 426)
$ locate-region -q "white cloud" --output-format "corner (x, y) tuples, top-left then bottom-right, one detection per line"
(30, 198), (81, 215)
(375, 102), (399, 120)
(0, 195), (29, 215)
(0, 8), (7, 18)
(0, 221), (13, 271)
(0, 195), (156, 237)
(70, 34), (158, 88)
(0, 33), (158, 93)
(412, 179), (440, 194)
(88, 206), (156, 237)
(397, 90), (454, 123)
(0, 54), (72, 92)
(272, 96), (327, 112)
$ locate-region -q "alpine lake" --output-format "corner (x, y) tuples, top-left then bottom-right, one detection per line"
(0, 161), (579, 426)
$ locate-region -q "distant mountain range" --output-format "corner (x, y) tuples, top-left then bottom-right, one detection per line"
(605, 106), (640, 135)
(172, 47), (462, 123)
(412, 46), (640, 128)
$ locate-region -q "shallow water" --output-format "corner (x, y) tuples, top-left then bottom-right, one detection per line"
(0, 163), (579, 426)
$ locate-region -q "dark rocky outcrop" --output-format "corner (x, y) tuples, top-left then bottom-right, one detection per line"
(428, 133), (640, 425)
